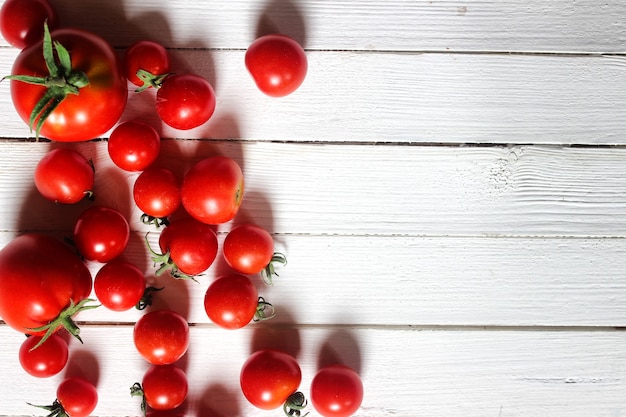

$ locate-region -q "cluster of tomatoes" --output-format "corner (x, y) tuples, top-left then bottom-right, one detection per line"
(0, 0), (363, 416)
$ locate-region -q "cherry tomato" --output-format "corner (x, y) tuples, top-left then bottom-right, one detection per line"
(0, 0), (59, 49)
(73, 205), (130, 263)
(9, 26), (127, 141)
(139, 364), (188, 411)
(181, 156), (244, 225)
(204, 274), (261, 329)
(150, 217), (218, 278)
(310, 365), (364, 417)
(124, 40), (170, 88)
(133, 309), (189, 365)
(34, 147), (94, 204)
(156, 73), (216, 130)
(0, 234), (92, 338)
(18, 333), (68, 378)
(245, 34), (307, 97)
(108, 121), (161, 172)
(56, 377), (98, 417)
(240, 349), (302, 410)
(94, 260), (146, 312)
(133, 167), (181, 223)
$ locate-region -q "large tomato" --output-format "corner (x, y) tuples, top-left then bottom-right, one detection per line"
(9, 26), (127, 141)
(0, 234), (93, 341)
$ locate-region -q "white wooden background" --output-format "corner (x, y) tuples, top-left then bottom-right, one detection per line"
(0, 0), (625, 416)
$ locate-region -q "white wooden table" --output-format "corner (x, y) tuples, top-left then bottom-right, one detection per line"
(0, 1), (625, 416)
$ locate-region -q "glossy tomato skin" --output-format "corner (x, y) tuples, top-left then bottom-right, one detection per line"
(34, 148), (94, 204)
(18, 333), (69, 378)
(245, 34), (307, 97)
(133, 167), (181, 219)
(156, 73), (216, 130)
(56, 377), (98, 417)
(10, 28), (127, 141)
(310, 365), (364, 417)
(73, 206), (130, 263)
(223, 223), (275, 275)
(181, 156), (244, 225)
(124, 40), (170, 87)
(0, 234), (92, 336)
(94, 260), (146, 311)
(142, 364), (188, 411)
(133, 309), (189, 365)
(108, 121), (161, 171)
(157, 217), (218, 276)
(0, 0), (59, 49)
(240, 349), (302, 410)
(204, 274), (259, 329)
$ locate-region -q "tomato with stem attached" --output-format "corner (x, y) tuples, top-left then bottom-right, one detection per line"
(131, 364), (188, 412)
(108, 120), (161, 172)
(30, 377), (98, 417)
(133, 309), (189, 365)
(0, 0), (59, 49)
(34, 147), (94, 204)
(73, 205), (130, 263)
(94, 260), (147, 312)
(156, 73), (216, 130)
(310, 365), (364, 417)
(124, 40), (170, 91)
(133, 166), (181, 227)
(19, 333), (68, 378)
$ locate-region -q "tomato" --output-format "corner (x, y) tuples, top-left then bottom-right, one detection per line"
(108, 121), (161, 172)
(148, 217), (218, 278)
(94, 260), (146, 311)
(0, 0), (59, 49)
(124, 40), (170, 89)
(18, 333), (68, 378)
(204, 273), (273, 329)
(0, 234), (93, 342)
(56, 377), (98, 417)
(34, 147), (94, 204)
(310, 365), (364, 417)
(156, 73), (216, 130)
(133, 309), (189, 365)
(133, 364), (188, 411)
(9, 25), (127, 141)
(223, 223), (287, 284)
(245, 34), (307, 97)
(73, 205), (130, 263)
(240, 349), (303, 411)
(133, 167), (181, 224)
(181, 156), (244, 225)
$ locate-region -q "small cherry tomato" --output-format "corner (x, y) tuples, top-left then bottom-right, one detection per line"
(73, 205), (130, 263)
(108, 121), (161, 172)
(56, 377), (98, 417)
(135, 364), (188, 411)
(133, 309), (189, 365)
(18, 333), (68, 378)
(124, 40), (170, 89)
(94, 260), (146, 311)
(133, 167), (181, 224)
(0, 0), (59, 49)
(310, 365), (364, 417)
(156, 73), (216, 130)
(245, 34), (307, 97)
(34, 147), (94, 204)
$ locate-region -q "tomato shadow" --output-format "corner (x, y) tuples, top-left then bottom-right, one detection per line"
(144, 273), (193, 321)
(255, 0), (308, 47)
(63, 347), (101, 388)
(195, 383), (242, 417)
(316, 329), (363, 375)
(249, 306), (301, 360)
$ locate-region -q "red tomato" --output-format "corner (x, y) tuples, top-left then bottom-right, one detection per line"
(0, 234), (92, 338)
(181, 156), (244, 225)
(56, 377), (98, 417)
(108, 121), (161, 172)
(138, 364), (188, 411)
(0, 0), (59, 49)
(245, 34), (307, 97)
(94, 260), (146, 312)
(240, 349), (303, 410)
(133, 167), (181, 223)
(156, 73), (216, 130)
(310, 365), (364, 417)
(123, 40), (170, 89)
(34, 148), (94, 204)
(18, 333), (68, 378)
(133, 309), (189, 365)
(73, 205), (130, 263)
(9, 26), (127, 141)
(150, 217), (218, 278)
(204, 274), (261, 329)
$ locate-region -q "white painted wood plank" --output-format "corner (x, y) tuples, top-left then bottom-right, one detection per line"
(30, 0), (626, 53)
(0, 325), (624, 417)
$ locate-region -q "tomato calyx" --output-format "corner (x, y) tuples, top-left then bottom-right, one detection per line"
(135, 286), (164, 310)
(253, 296), (276, 322)
(130, 382), (148, 417)
(3, 22), (90, 138)
(283, 391), (309, 417)
(28, 399), (71, 417)
(134, 69), (171, 93)
(261, 252), (288, 285)
(26, 298), (100, 351)
(144, 233), (200, 282)
(140, 213), (170, 229)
